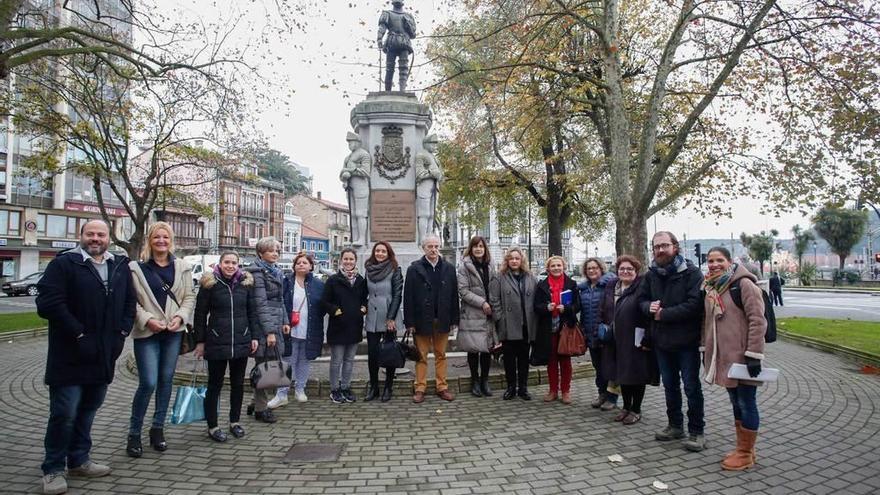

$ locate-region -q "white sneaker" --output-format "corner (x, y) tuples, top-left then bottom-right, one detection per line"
(294, 391), (308, 402)
(42, 472), (67, 495)
(267, 393), (289, 409)
(68, 460), (111, 478)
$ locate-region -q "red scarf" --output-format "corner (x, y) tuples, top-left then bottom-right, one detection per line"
(548, 274), (565, 317)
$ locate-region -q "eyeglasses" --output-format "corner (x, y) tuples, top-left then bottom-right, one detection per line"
(652, 243), (674, 251)
(617, 267), (636, 273)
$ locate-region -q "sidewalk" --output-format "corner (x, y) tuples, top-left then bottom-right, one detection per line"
(1, 337), (878, 494)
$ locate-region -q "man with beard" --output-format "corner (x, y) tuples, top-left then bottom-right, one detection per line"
(639, 231), (706, 452)
(36, 219), (136, 495)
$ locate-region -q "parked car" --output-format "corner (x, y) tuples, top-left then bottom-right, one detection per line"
(2, 271), (44, 296)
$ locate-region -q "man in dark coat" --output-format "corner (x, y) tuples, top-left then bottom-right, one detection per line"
(768, 271), (784, 306)
(36, 219), (136, 495)
(638, 231), (706, 452)
(404, 234), (460, 403)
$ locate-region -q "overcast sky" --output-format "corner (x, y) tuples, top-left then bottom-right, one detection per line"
(161, 0), (811, 256)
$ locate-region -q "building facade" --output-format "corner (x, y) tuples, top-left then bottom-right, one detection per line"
(300, 224), (330, 270)
(281, 200), (303, 265)
(216, 164), (285, 254)
(290, 192), (350, 269)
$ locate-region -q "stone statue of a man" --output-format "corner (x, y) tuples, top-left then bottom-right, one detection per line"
(341, 132), (372, 247)
(377, 0), (416, 92)
(414, 134), (442, 243)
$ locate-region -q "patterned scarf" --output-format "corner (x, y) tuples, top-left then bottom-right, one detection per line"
(650, 254), (685, 278)
(340, 265), (359, 285)
(255, 259), (283, 285)
(701, 263), (737, 385)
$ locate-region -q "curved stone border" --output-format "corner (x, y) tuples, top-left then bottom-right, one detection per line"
(128, 352), (596, 396)
(0, 327), (48, 342)
(778, 330), (880, 367)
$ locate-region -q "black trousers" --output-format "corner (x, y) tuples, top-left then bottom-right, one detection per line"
(205, 357), (247, 429)
(467, 352), (491, 379)
(771, 290), (783, 306)
(366, 332), (396, 387)
(621, 384), (646, 414)
(502, 339), (530, 389)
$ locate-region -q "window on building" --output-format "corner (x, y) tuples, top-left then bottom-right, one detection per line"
(0, 210), (20, 236)
(47, 215), (67, 237)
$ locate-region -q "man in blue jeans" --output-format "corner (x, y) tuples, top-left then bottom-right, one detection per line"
(35, 220), (136, 494)
(639, 231), (706, 452)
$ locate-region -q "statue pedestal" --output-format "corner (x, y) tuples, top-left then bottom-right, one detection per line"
(349, 92), (433, 269)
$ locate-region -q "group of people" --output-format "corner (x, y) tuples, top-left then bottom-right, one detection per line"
(35, 221), (768, 495)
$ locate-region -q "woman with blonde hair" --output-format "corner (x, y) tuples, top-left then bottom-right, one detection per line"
(489, 247), (537, 400)
(534, 255), (580, 404)
(127, 222), (196, 457)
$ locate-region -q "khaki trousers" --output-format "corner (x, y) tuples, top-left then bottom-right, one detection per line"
(414, 331), (449, 393)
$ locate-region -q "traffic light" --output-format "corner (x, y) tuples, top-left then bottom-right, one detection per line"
(694, 243), (702, 266)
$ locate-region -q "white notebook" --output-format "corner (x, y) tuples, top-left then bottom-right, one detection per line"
(727, 363), (780, 382)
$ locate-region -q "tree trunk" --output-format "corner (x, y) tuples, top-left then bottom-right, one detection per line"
(615, 210), (649, 268)
(543, 141), (565, 257)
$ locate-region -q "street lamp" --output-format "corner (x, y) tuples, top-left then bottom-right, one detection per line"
(813, 241), (818, 266)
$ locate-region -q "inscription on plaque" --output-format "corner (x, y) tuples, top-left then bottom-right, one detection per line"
(371, 190), (416, 242)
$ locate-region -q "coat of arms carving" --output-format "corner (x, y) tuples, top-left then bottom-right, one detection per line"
(374, 125), (411, 183)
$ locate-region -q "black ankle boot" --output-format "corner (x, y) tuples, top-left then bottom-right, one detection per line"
(246, 403), (255, 416)
(364, 384), (379, 402)
(480, 378), (493, 397)
(149, 427), (167, 452)
(470, 376), (483, 397)
(502, 386), (516, 400)
(518, 386), (532, 401)
(126, 434), (143, 458)
(381, 385), (393, 402)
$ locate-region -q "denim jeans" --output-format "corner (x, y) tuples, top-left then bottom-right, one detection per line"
(588, 346), (618, 404)
(329, 343), (358, 391)
(655, 347), (705, 434)
(129, 331), (182, 434)
(727, 384), (759, 430)
(42, 384), (108, 475)
(278, 338), (311, 395)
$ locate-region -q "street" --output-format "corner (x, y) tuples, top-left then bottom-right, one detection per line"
(1, 290), (878, 320)
(775, 290), (880, 321)
(0, 295), (37, 314)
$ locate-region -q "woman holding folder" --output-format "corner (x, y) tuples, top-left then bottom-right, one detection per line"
(701, 246), (767, 471)
(534, 256), (580, 404)
(598, 255), (657, 425)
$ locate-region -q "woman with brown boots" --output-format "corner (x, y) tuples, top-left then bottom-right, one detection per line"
(702, 246), (767, 471)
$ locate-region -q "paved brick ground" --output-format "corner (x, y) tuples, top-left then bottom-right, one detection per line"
(1, 337), (878, 494)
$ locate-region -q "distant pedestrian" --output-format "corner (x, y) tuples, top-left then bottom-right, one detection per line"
(639, 231), (706, 451)
(127, 222), (196, 457)
(535, 256), (580, 404)
(404, 234), (460, 403)
(192, 252), (258, 442)
(489, 247), (537, 400)
(457, 236), (498, 398)
(36, 219), (136, 495)
(599, 256), (658, 425)
(244, 237), (287, 424)
(321, 248), (368, 404)
(267, 252), (326, 408)
(702, 247), (767, 471)
(364, 242), (403, 402)
(768, 271), (784, 306)
(578, 257), (618, 411)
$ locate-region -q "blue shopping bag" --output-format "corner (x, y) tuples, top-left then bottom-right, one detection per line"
(170, 384), (207, 425)
(170, 362), (207, 425)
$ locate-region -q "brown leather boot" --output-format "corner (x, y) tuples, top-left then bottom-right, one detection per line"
(722, 421), (742, 465)
(721, 427), (757, 471)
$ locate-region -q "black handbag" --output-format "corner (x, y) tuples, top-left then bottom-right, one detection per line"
(377, 333), (406, 369)
(399, 330), (421, 362)
(250, 346), (292, 390)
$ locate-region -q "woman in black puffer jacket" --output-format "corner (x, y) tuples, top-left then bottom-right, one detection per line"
(193, 252), (259, 442)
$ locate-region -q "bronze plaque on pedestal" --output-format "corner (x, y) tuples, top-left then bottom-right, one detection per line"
(371, 190), (416, 242)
